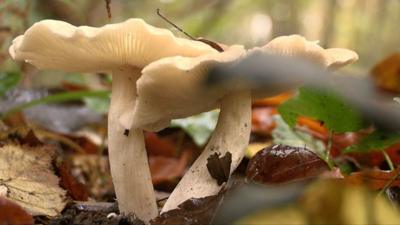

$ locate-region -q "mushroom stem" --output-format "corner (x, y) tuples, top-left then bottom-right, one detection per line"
(162, 90), (252, 212)
(108, 67), (158, 222)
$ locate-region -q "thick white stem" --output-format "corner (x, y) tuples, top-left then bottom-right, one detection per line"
(162, 91), (252, 212)
(108, 67), (158, 222)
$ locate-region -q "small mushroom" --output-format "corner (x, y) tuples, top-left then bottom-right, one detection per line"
(9, 19), (217, 222)
(131, 35), (358, 212)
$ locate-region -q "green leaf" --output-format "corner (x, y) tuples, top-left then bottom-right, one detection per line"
(344, 130), (400, 153)
(1, 90), (110, 119)
(278, 86), (366, 133)
(84, 96), (110, 113)
(0, 72), (20, 96)
(272, 115), (326, 159)
(171, 110), (219, 147)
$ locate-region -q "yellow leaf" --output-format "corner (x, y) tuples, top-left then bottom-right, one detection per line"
(0, 144), (66, 216)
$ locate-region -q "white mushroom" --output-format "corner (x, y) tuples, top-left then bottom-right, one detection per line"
(132, 35), (358, 213)
(9, 18), (217, 222)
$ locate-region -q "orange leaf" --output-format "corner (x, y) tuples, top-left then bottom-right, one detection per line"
(346, 169), (400, 190)
(252, 92), (293, 107)
(371, 53), (400, 93)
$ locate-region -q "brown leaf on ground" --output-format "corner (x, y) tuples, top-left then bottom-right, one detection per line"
(371, 53), (400, 93)
(0, 144), (66, 216)
(58, 160), (89, 201)
(0, 197), (34, 225)
(151, 194), (224, 225)
(149, 151), (191, 185)
(246, 145), (329, 184)
(346, 169), (400, 190)
(145, 132), (176, 157)
(70, 155), (114, 201)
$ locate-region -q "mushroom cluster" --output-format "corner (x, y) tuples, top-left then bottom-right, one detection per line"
(9, 18), (358, 223)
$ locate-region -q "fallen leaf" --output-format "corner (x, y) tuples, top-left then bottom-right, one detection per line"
(246, 145), (329, 184)
(0, 197), (34, 225)
(0, 144), (66, 216)
(371, 53), (400, 93)
(151, 194), (223, 225)
(70, 155), (114, 201)
(346, 169), (400, 190)
(145, 132), (176, 157)
(58, 160), (89, 201)
(206, 152), (232, 186)
(149, 151), (191, 185)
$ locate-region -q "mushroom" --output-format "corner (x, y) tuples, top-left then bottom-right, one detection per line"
(130, 35), (358, 212)
(9, 18), (217, 222)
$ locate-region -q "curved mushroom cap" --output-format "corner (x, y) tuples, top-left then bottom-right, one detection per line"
(128, 35), (358, 132)
(259, 35), (358, 69)
(127, 45), (246, 131)
(9, 19), (217, 72)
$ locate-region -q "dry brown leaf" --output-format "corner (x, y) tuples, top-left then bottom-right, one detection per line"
(0, 144), (66, 216)
(371, 53), (400, 93)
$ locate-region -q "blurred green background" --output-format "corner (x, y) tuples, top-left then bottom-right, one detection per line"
(1, 0), (400, 87)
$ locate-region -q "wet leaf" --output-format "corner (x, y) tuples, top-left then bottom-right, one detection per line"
(346, 169), (400, 190)
(278, 86), (366, 133)
(0, 71), (20, 96)
(272, 115), (326, 158)
(171, 110), (219, 146)
(0, 144), (66, 216)
(344, 129), (400, 153)
(0, 197), (34, 225)
(206, 152), (232, 186)
(151, 194), (223, 225)
(246, 145), (329, 184)
(371, 53), (400, 93)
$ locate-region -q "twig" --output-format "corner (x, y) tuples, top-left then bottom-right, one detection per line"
(156, 9), (196, 40)
(105, 0), (112, 19)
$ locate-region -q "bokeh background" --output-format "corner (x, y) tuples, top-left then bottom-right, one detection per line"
(2, 0), (400, 82)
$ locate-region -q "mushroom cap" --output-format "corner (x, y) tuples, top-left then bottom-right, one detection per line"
(128, 35), (358, 132)
(259, 35), (358, 69)
(9, 19), (217, 72)
(127, 45), (246, 131)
